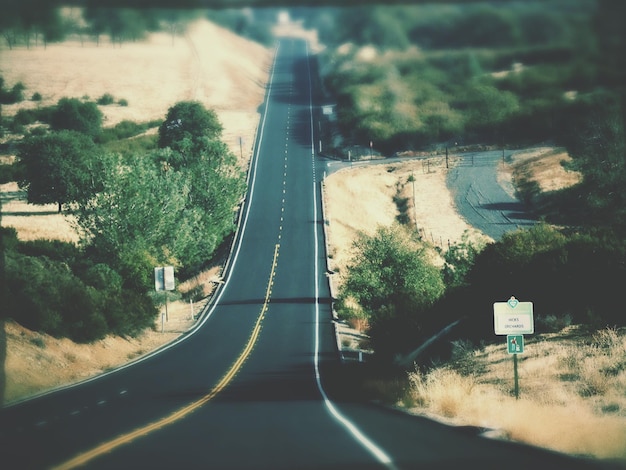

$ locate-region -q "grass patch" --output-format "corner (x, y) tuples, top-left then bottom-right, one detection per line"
(399, 325), (626, 462)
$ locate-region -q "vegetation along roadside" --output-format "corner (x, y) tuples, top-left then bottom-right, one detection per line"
(1, 3), (626, 466)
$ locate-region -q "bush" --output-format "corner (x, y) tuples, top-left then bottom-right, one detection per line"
(18, 239), (82, 265)
(31, 92), (42, 102)
(4, 237), (158, 342)
(0, 81), (26, 104)
(97, 120), (157, 144)
(102, 134), (157, 155)
(340, 224), (445, 360)
(0, 163), (18, 184)
(5, 253), (68, 337)
(97, 93), (115, 105)
(50, 97), (103, 137)
(459, 225), (626, 339)
(12, 109), (39, 127)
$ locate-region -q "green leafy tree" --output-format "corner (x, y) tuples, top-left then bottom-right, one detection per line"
(442, 232), (486, 289)
(50, 97), (103, 137)
(17, 130), (104, 212)
(75, 152), (192, 265)
(340, 224), (445, 360)
(461, 84), (520, 137)
(558, 90), (626, 226)
(157, 101), (223, 164)
(156, 102), (245, 272)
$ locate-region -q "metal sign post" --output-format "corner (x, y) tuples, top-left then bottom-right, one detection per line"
(155, 266), (175, 331)
(494, 297), (533, 399)
(507, 334), (524, 399)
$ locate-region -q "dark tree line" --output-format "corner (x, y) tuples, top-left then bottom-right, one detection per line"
(0, 2), (275, 48)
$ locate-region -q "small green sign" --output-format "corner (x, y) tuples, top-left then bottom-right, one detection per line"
(507, 335), (524, 354)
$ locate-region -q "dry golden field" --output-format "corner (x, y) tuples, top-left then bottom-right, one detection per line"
(0, 18), (271, 402)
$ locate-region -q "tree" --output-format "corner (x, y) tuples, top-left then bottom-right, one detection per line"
(561, 90), (626, 225)
(50, 97), (103, 137)
(75, 152), (191, 264)
(461, 84), (520, 136)
(17, 130), (103, 212)
(157, 101), (223, 165)
(340, 224), (445, 360)
(155, 102), (245, 274)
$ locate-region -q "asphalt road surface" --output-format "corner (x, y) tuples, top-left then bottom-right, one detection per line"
(447, 151), (537, 240)
(0, 39), (620, 470)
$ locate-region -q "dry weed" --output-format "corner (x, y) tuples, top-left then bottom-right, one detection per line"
(406, 327), (626, 462)
(408, 367), (476, 418)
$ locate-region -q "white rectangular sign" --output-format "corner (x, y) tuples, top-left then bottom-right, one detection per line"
(154, 266), (175, 291)
(494, 298), (534, 335)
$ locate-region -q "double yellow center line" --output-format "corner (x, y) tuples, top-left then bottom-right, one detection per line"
(53, 244), (280, 470)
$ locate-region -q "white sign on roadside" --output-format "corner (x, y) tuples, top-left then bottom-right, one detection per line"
(494, 296), (534, 335)
(154, 266), (175, 292)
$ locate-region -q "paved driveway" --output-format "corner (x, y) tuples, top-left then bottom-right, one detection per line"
(446, 150), (536, 240)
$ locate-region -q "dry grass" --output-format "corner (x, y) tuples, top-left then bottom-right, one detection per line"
(2, 19), (622, 464)
(324, 148), (624, 464)
(323, 158), (490, 290)
(406, 326), (626, 462)
(0, 18), (270, 404)
(0, 182), (79, 242)
(498, 146), (583, 198)
(0, 19), (271, 166)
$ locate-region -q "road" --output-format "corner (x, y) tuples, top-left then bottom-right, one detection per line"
(0, 39), (619, 470)
(447, 150), (537, 240)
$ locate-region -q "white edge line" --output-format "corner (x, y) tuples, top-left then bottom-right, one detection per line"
(4, 42), (282, 408)
(304, 41), (395, 468)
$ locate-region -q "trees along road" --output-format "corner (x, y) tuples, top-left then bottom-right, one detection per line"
(0, 39), (617, 470)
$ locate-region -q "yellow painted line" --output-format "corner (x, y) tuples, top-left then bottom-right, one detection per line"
(52, 244), (281, 470)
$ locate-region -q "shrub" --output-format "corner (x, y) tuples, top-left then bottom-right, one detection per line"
(5, 253), (67, 336)
(97, 93), (115, 105)
(5, 244), (156, 342)
(50, 97), (103, 137)
(12, 109), (39, 127)
(0, 163), (17, 184)
(97, 120), (156, 144)
(341, 224), (445, 360)
(18, 239), (82, 265)
(0, 81), (26, 104)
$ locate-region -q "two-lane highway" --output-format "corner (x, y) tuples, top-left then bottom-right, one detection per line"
(0, 38), (620, 470)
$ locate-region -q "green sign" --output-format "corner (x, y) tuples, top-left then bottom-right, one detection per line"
(507, 335), (524, 354)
